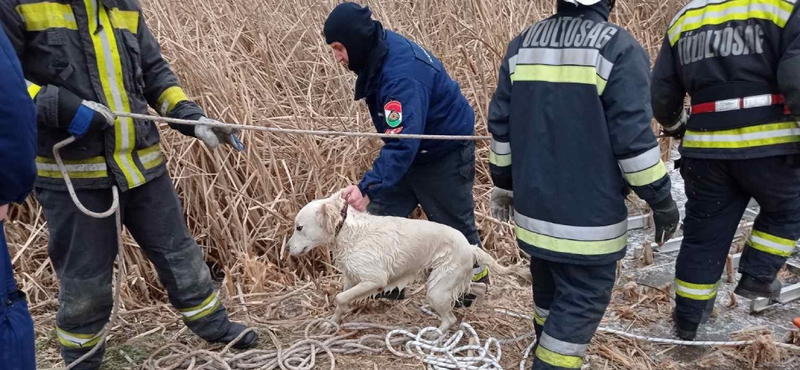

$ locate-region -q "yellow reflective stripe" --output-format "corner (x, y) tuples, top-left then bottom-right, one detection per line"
(84, 0), (144, 189)
(624, 160), (667, 186)
(668, 0), (793, 45)
(180, 293), (220, 321)
(683, 122), (800, 149)
(36, 156), (106, 165)
(36, 155), (109, 179)
(57, 328), (102, 348)
(16, 2), (77, 31)
(534, 311), (547, 326)
(512, 65), (607, 95)
(472, 266), (489, 282)
(489, 152), (512, 167)
(109, 8), (139, 34)
(156, 86), (190, 116)
(26, 80), (42, 98)
(515, 225), (627, 256)
(749, 230), (796, 257)
(535, 345), (583, 369)
(675, 278), (718, 300)
(138, 145), (164, 170)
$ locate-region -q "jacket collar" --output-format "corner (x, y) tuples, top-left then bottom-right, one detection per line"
(354, 28), (388, 101)
(556, 1), (610, 21)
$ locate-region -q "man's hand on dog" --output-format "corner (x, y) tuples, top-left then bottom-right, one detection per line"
(342, 185), (370, 212)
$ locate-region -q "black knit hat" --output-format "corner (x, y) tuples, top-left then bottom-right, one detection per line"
(323, 2), (380, 74)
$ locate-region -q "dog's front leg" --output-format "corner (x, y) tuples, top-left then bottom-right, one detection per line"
(331, 281), (383, 324)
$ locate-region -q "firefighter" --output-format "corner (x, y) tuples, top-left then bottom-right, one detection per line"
(487, 0), (681, 368)
(652, 0), (800, 340)
(322, 2), (488, 306)
(0, 1), (257, 368)
(0, 23), (37, 370)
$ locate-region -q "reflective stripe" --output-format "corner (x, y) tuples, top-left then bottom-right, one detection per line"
(534, 305), (549, 326)
(508, 54), (518, 75)
(36, 156), (108, 179)
(514, 219), (627, 256)
(749, 230), (797, 257)
(490, 139), (511, 155)
(138, 145), (164, 170)
(109, 8), (139, 34)
(515, 212), (627, 242)
(623, 160), (668, 187)
(512, 65), (607, 95)
(57, 328), (102, 348)
(664, 109), (688, 132)
(535, 345), (583, 369)
(692, 94), (785, 114)
(157, 86), (190, 116)
(179, 293), (220, 321)
(26, 80), (42, 98)
(618, 146), (662, 173)
(675, 278), (718, 300)
(514, 48), (614, 80)
(540, 333), (588, 357)
(471, 266), (489, 282)
(84, 0), (144, 189)
(668, 0), (793, 45)
(489, 152), (512, 167)
(683, 122), (800, 149)
(16, 2), (78, 31)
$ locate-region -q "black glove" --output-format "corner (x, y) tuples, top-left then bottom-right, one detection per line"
(57, 88), (114, 138)
(651, 195), (680, 245)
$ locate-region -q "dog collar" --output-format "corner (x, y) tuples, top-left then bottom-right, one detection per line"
(334, 203), (348, 237)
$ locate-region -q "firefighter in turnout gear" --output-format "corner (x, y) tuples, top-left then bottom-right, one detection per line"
(652, 0), (800, 340)
(488, 0), (681, 368)
(0, 0), (257, 367)
(323, 2), (489, 306)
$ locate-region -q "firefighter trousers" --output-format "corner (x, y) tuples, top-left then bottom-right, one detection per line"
(675, 155), (800, 327)
(36, 173), (234, 370)
(529, 256), (617, 370)
(1, 221), (36, 370)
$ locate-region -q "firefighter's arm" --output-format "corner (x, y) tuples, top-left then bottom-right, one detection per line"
(135, 11), (204, 137)
(603, 42), (673, 206)
(0, 25), (37, 206)
(358, 78), (428, 200)
(0, 1), (112, 137)
(779, 7), (800, 116)
(651, 35), (688, 137)
(487, 39), (515, 192)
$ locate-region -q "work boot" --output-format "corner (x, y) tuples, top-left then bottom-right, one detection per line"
(672, 311), (699, 341)
(208, 322), (259, 350)
(455, 265), (490, 308)
(61, 345), (105, 370)
(733, 273), (782, 300)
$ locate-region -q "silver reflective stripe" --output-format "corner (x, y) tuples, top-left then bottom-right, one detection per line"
(750, 234), (796, 254)
(491, 139), (511, 155)
(514, 48), (614, 80)
(785, 0), (797, 5)
(25, 79), (36, 88)
(664, 109), (687, 132)
(37, 162), (107, 172)
(684, 128), (800, 143)
(540, 332), (588, 357)
(670, 2), (791, 42)
(668, 0), (726, 27)
(508, 54), (518, 75)
(514, 212), (627, 241)
(534, 305), (549, 319)
(618, 146), (661, 173)
(181, 296), (219, 318)
(139, 150), (162, 165)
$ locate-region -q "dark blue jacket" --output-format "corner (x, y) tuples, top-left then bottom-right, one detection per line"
(358, 30), (475, 198)
(0, 25), (37, 205)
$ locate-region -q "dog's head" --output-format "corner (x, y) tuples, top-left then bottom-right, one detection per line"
(287, 190), (347, 256)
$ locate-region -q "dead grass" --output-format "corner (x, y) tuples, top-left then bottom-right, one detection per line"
(8, 0), (800, 369)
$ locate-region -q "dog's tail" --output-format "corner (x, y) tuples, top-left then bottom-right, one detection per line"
(471, 246), (532, 282)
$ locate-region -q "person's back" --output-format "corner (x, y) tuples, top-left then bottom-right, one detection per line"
(365, 30), (475, 163)
(651, 0), (800, 341)
(487, 1), (679, 368)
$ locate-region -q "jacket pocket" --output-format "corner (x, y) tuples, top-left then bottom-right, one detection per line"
(46, 29), (74, 81)
(121, 32), (145, 97)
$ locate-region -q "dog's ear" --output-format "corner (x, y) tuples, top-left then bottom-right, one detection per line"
(317, 202), (343, 235)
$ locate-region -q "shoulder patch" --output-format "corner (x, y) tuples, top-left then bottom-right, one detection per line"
(384, 100), (403, 127)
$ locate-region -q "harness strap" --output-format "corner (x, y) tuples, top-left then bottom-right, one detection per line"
(691, 94), (789, 115)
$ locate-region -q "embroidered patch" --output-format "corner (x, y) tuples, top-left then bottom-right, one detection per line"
(385, 127), (404, 135)
(384, 100), (403, 128)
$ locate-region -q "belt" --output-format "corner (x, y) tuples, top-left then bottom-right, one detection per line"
(691, 94), (790, 115)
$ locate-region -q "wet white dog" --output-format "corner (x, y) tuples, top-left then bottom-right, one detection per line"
(287, 190), (531, 332)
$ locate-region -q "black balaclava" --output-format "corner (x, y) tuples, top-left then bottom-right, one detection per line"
(324, 2), (380, 74)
